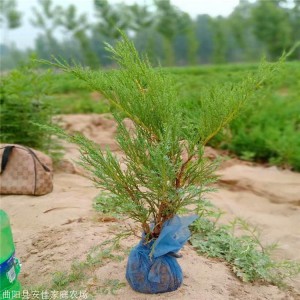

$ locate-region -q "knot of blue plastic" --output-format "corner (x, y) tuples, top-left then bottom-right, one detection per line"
(126, 215), (198, 294)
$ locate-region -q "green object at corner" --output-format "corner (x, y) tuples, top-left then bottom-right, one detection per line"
(0, 210), (22, 299)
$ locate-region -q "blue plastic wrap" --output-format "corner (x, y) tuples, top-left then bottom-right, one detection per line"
(126, 215), (197, 294)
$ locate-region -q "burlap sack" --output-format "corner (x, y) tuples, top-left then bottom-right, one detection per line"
(0, 144), (53, 196)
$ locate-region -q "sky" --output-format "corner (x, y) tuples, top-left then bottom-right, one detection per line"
(5, 0), (240, 49)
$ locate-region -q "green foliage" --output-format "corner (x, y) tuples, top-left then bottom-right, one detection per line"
(43, 34), (282, 240)
(191, 201), (300, 286)
(0, 61), (59, 156)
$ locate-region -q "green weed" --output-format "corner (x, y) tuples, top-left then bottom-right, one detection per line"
(191, 201), (300, 287)
(24, 238), (128, 299)
(95, 279), (126, 296)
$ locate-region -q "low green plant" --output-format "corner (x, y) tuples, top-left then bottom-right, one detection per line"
(52, 262), (86, 289)
(25, 237), (128, 299)
(41, 33), (283, 242)
(95, 279), (126, 295)
(191, 201), (300, 286)
(0, 61), (61, 157)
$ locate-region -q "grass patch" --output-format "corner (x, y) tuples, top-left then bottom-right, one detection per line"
(191, 201), (300, 287)
(24, 237), (128, 299)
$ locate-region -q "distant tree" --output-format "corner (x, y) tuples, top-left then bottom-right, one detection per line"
(195, 14), (214, 63)
(4, 0), (297, 70)
(176, 12), (199, 65)
(129, 3), (154, 32)
(289, 0), (300, 59)
(56, 4), (99, 68)
(211, 17), (228, 64)
(129, 3), (156, 62)
(31, 0), (61, 57)
(228, 0), (261, 61)
(251, 0), (292, 59)
(0, 0), (22, 44)
(94, 0), (131, 40)
(154, 0), (181, 66)
(0, 0), (21, 29)
(91, 0), (133, 66)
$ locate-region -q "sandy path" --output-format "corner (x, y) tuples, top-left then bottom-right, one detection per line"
(1, 114), (300, 300)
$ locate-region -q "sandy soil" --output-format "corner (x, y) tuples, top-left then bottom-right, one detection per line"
(1, 114), (300, 300)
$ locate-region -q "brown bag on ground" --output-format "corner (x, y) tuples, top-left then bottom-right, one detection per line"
(0, 144), (53, 195)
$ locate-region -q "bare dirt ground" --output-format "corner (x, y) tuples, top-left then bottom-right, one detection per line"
(1, 114), (300, 300)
